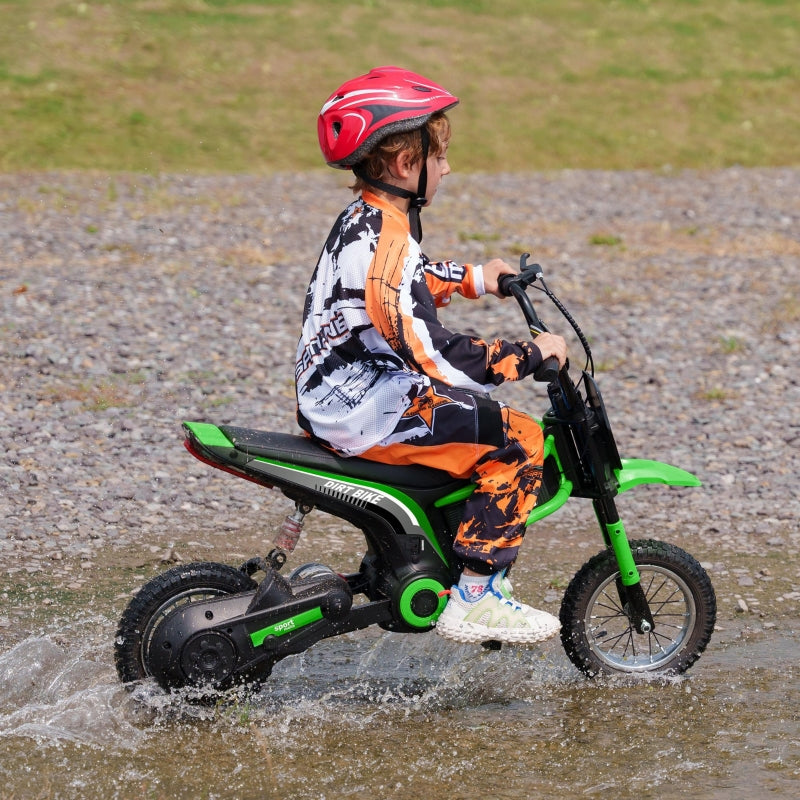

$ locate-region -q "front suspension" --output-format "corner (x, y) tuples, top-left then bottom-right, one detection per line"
(596, 499), (655, 634)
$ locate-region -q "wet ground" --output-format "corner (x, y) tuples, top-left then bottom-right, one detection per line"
(1, 520), (799, 800)
(2, 168), (798, 798)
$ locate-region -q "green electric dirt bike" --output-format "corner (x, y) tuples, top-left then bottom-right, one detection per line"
(115, 256), (716, 693)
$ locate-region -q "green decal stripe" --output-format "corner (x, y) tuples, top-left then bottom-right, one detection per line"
(250, 458), (448, 564)
(253, 458), (431, 530)
(183, 425), (449, 565)
(249, 607), (324, 648)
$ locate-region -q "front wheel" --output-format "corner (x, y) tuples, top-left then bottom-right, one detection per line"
(560, 539), (716, 677)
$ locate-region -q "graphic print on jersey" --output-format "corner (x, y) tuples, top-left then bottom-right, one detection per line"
(401, 384), (457, 433)
(295, 190), (547, 456)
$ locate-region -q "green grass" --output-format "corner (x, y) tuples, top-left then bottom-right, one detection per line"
(1, 0), (798, 172)
(589, 233), (624, 247)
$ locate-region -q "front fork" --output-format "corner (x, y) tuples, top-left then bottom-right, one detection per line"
(594, 497), (655, 634)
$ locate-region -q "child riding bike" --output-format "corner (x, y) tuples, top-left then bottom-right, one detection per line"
(295, 66), (567, 645)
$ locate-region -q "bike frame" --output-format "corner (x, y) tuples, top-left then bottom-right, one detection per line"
(180, 259), (702, 645)
(184, 382), (699, 639)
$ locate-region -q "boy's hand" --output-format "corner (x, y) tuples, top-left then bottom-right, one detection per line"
(533, 332), (568, 368)
(482, 258), (516, 297)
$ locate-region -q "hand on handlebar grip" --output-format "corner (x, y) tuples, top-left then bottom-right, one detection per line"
(534, 356), (561, 383)
(532, 331), (568, 382)
(497, 273), (516, 298)
(482, 258), (516, 298)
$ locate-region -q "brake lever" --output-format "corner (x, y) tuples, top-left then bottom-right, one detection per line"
(517, 252), (543, 283)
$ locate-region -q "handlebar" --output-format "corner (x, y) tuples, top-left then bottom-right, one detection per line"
(533, 356), (561, 385)
(498, 255), (562, 384)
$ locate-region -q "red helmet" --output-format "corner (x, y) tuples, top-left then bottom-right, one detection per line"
(318, 66), (459, 168)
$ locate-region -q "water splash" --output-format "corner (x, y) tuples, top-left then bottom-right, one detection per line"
(0, 636), (145, 750)
(2, 620), (797, 799)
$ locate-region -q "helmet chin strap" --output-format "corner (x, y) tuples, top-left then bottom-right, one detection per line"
(352, 126), (430, 243)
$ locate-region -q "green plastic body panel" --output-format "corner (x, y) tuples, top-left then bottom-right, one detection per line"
(184, 421), (448, 565)
(525, 451), (699, 526)
(185, 422), (699, 556)
(249, 607), (324, 648)
(184, 421), (234, 449)
(616, 458), (701, 492)
(528, 433), (572, 523)
(436, 432), (578, 525)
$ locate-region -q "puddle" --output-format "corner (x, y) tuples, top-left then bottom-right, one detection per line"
(1, 610), (799, 799)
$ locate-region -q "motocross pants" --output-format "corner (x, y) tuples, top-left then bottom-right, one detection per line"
(357, 382), (544, 574)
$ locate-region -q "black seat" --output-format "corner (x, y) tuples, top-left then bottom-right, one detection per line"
(219, 426), (465, 492)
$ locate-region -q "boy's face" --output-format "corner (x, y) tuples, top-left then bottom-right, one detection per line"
(388, 136), (452, 207)
(423, 139), (452, 206)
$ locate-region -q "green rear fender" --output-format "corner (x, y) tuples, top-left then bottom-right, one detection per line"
(183, 421), (232, 448)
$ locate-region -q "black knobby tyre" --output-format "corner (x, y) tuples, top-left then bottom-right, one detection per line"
(559, 539), (716, 677)
(114, 562), (256, 687)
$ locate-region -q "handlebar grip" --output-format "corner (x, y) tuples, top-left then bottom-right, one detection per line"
(533, 355), (560, 383)
(497, 273), (515, 298)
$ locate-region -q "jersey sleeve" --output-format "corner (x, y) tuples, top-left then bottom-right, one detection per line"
(366, 224), (542, 392)
(423, 258), (483, 307)
(406, 279), (544, 390)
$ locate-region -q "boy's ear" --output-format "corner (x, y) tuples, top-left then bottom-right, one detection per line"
(392, 149), (417, 178)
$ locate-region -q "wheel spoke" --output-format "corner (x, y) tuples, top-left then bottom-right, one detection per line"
(582, 562), (697, 671)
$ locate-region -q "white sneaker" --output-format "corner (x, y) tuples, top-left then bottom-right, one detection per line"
(435, 573), (560, 645)
(496, 571), (540, 619)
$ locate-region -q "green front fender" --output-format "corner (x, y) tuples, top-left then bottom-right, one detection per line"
(616, 458), (701, 492)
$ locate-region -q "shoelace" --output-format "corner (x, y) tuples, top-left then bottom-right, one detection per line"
(496, 593), (525, 612)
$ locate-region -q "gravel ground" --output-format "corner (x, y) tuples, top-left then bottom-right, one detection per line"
(1, 167), (798, 610)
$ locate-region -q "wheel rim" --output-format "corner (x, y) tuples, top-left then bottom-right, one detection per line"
(584, 565), (697, 672)
(140, 588), (230, 678)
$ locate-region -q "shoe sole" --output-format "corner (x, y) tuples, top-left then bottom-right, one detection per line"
(434, 617), (560, 646)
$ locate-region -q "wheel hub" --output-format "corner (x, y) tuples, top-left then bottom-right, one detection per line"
(180, 631), (238, 685)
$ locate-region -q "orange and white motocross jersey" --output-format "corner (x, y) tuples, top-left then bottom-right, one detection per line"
(295, 191), (543, 456)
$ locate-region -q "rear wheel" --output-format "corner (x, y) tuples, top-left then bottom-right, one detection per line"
(114, 562), (256, 687)
(560, 539), (716, 677)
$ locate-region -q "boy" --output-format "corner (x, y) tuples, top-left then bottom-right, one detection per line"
(296, 66), (567, 645)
